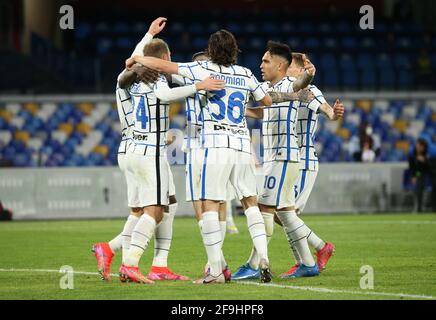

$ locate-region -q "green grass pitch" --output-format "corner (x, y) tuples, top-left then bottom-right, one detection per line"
(0, 214), (435, 300)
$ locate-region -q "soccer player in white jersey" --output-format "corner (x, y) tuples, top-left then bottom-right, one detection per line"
(171, 51), (234, 281)
(92, 17), (176, 281)
(127, 29), (275, 284)
(279, 53), (344, 278)
(233, 41), (320, 280)
(116, 38), (225, 284)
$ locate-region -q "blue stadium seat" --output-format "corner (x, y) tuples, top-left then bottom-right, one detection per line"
(95, 22), (109, 33)
(397, 69), (414, 88)
(75, 23), (92, 40)
(113, 23), (129, 34)
(320, 54), (337, 69)
(261, 22), (278, 34)
(188, 23), (204, 34)
(360, 69), (377, 88)
(339, 54), (355, 71)
(323, 37), (338, 49)
(394, 54), (412, 69)
(323, 68), (339, 88)
(226, 23), (241, 34)
(341, 37), (358, 50)
(303, 38), (321, 49)
(379, 68), (395, 88)
(192, 37), (208, 50)
(360, 37), (376, 49)
(96, 38), (113, 55)
(116, 38), (133, 49)
(395, 37), (412, 49)
(376, 53), (393, 69)
(298, 22), (315, 34)
(357, 54), (374, 70)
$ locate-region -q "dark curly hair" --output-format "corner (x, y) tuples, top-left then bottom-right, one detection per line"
(207, 29), (239, 67)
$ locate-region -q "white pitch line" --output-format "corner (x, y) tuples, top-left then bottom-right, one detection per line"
(237, 281), (434, 300)
(307, 220), (436, 225)
(0, 268), (433, 300)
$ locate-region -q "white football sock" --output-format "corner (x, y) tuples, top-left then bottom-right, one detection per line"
(226, 204), (235, 224)
(247, 212), (274, 269)
(108, 234), (122, 254)
(305, 226), (326, 251)
(219, 220), (227, 269)
(245, 206), (269, 264)
(276, 211), (315, 267)
(152, 203), (177, 267)
(125, 214), (156, 267)
(201, 211), (222, 277)
(121, 215), (139, 264)
(283, 228), (303, 264)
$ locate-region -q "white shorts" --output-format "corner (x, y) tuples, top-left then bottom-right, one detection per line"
(117, 153), (127, 173)
(199, 148), (257, 201)
(185, 148), (203, 202)
(258, 161), (300, 209)
(295, 169), (318, 213)
(124, 152), (171, 208)
(226, 182), (237, 202)
(166, 160), (176, 197)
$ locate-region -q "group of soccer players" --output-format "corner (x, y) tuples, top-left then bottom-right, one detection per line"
(92, 17), (344, 284)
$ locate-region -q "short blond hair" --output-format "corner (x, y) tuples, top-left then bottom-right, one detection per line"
(143, 38), (169, 58)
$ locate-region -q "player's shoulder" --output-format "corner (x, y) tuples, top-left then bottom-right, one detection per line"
(286, 76), (297, 83)
(308, 84), (324, 96)
(234, 65), (255, 78)
(128, 80), (153, 95)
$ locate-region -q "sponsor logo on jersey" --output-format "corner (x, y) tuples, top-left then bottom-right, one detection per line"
(133, 133), (149, 141)
(213, 124), (248, 136)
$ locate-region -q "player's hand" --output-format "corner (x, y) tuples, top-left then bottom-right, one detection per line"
(132, 64), (160, 84)
(148, 17), (167, 37)
(125, 57), (136, 70)
(333, 98), (345, 119)
(196, 76), (225, 91)
(297, 89), (315, 103)
(303, 55), (316, 77)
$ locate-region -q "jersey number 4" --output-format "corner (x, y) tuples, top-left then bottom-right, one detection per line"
(135, 96), (148, 129)
(210, 89), (244, 124)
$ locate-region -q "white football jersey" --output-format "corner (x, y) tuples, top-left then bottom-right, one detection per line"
(115, 79), (134, 155)
(127, 75), (171, 156)
(177, 61), (266, 154)
(262, 77), (300, 163)
(115, 32), (153, 155)
(296, 84), (326, 171)
(171, 75), (207, 152)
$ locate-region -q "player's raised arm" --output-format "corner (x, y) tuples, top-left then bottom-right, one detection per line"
(292, 55), (316, 92)
(319, 99), (345, 121)
(126, 55), (179, 75)
(153, 76), (225, 103)
(130, 17), (167, 57)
